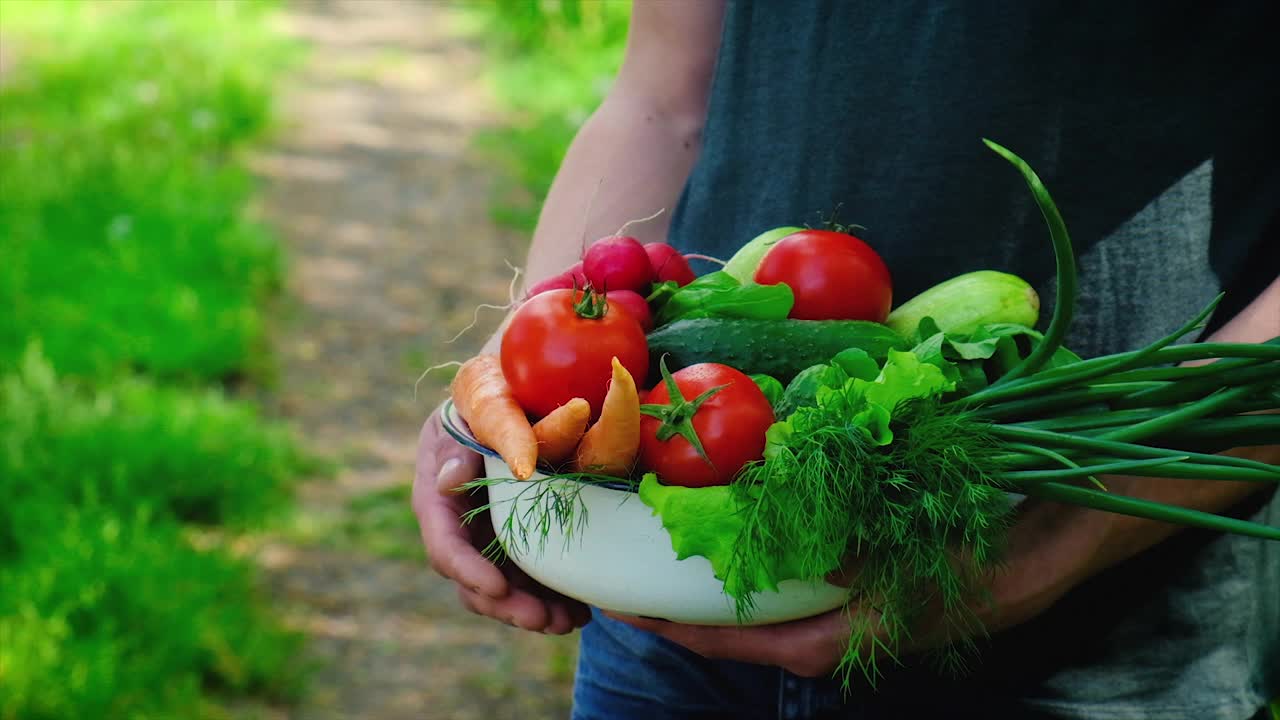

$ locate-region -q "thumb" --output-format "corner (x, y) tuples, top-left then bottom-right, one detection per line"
(437, 453), (477, 493)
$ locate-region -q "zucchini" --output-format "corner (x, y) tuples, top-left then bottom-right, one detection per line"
(722, 226), (802, 283)
(885, 270), (1040, 339)
(646, 318), (908, 383)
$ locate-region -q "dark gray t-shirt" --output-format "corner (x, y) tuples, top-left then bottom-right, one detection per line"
(667, 2), (1279, 717)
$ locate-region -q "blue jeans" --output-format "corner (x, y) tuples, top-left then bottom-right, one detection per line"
(573, 611), (1280, 720)
(572, 609), (1276, 719)
(572, 609), (849, 720)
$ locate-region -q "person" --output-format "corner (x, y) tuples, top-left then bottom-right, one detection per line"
(415, 2), (1280, 718)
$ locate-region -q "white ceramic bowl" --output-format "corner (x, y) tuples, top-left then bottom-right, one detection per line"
(441, 400), (850, 625)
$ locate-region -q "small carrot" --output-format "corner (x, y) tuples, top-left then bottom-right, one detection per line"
(573, 357), (640, 477)
(451, 355), (537, 480)
(532, 398), (591, 467)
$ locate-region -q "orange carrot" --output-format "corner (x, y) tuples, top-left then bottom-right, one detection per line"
(573, 357), (640, 477)
(532, 398), (591, 467)
(451, 355), (537, 480)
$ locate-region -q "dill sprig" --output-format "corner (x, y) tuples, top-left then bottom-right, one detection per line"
(460, 473), (637, 562)
(730, 399), (1013, 686)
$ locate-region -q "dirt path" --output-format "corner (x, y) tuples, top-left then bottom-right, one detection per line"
(251, 2), (574, 718)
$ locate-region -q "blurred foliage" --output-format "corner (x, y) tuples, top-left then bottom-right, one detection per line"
(0, 2), (312, 718)
(0, 0), (300, 380)
(0, 351), (314, 720)
(461, 0), (630, 232)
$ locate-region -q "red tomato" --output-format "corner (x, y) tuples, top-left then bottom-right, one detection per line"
(502, 288), (649, 418)
(605, 289), (653, 332)
(753, 230), (892, 322)
(639, 363), (774, 487)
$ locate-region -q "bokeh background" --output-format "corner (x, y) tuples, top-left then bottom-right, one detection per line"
(0, 1), (625, 718)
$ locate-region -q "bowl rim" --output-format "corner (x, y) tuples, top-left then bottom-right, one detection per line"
(439, 399), (637, 493)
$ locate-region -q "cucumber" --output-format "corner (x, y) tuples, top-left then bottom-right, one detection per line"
(722, 226), (802, 283)
(885, 270), (1040, 339)
(646, 318), (908, 383)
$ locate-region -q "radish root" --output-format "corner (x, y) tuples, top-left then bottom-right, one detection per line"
(613, 207), (666, 238)
(414, 360), (464, 401)
(503, 259), (523, 306)
(445, 260), (523, 344)
(683, 253), (727, 266)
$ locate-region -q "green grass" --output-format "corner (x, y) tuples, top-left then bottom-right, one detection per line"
(0, 0), (299, 381)
(0, 2), (312, 718)
(459, 0), (629, 233)
(0, 349), (313, 720)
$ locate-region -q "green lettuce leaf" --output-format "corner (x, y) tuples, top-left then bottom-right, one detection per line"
(830, 347), (880, 381)
(637, 473), (805, 594)
(910, 319), (1083, 396)
(858, 350), (954, 411)
(750, 374), (784, 407)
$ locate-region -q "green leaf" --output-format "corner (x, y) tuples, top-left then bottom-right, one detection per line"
(637, 473), (803, 593)
(654, 271), (794, 325)
(775, 364), (828, 418)
(763, 421), (794, 461)
(910, 322), (1082, 398)
(645, 280), (680, 316)
(858, 350), (955, 411)
(831, 347), (880, 381)
(750, 374), (784, 407)
(912, 316), (944, 345)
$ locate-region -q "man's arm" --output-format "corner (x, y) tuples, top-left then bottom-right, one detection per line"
(415, 1), (727, 634)
(518, 1), (726, 287)
(611, 275), (1280, 675)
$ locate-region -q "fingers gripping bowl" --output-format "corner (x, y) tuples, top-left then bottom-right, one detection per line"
(440, 399), (852, 626)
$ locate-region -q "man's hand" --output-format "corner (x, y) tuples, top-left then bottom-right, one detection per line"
(413, 408), (591, 634)
(606, 492), (1102, 677)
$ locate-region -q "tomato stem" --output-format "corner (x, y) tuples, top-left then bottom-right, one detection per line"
(639, 356), (727, 467)
(571, 284), (609, 320)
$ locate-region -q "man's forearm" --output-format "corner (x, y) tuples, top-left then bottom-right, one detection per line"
(476, 3), (725, 358)
(479, 95), (706, 356)
(519, 2), (724, 287)
(520, 92), (707, 285)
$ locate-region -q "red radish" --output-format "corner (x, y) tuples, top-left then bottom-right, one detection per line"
(606, 289), (653, 332)
(583, 236), (654, 293)
(566, 261), (589, 288)
(526, 261), (591, 298)
(643, 242), (696, 287)
(525, 273), (574, 298)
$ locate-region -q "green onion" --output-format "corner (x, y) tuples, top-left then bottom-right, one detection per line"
(1115, 362), (1280, 407)
(983, 139), (1076, 385)
(1020, 481), (1280, 541)
(1001, 456), (1188, 482)
(990, 424), (1280, 474)
(1099, 385), (1263, 444)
